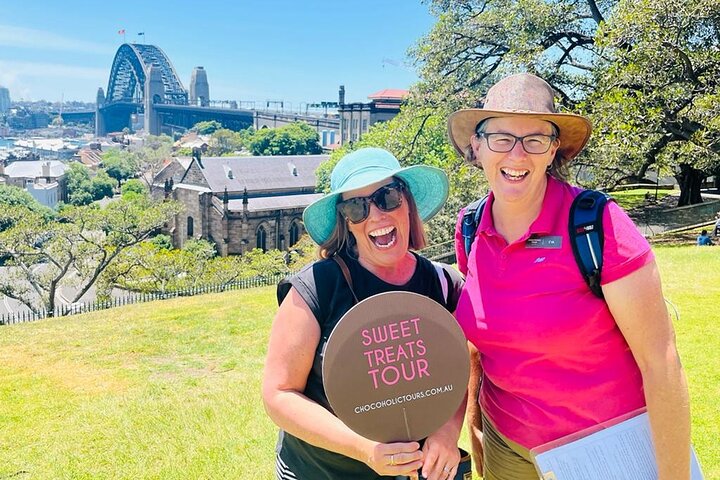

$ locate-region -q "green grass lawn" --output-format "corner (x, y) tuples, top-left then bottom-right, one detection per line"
(0, 245), (717, 479)
(609, 188), (676, 211)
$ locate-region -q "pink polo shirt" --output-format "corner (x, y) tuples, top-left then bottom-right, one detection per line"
(454, 176), (653, 449)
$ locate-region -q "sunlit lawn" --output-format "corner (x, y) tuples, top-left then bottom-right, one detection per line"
(609, 187), (677, 211)
(0, 245), (717, 479)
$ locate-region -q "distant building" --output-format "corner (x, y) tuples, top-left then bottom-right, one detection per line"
(13, 138), (80, 160)
(0, 160), (68, 207)
(0, 86), (10, 114)
(156, 153), (328, 256)
(338, 86), (408, 145)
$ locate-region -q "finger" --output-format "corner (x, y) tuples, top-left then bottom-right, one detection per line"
(393, 450), (424, 467)
(393, 441), (421, 453)
(421, 456), (443, 479)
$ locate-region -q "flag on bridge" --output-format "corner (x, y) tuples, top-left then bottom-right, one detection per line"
(118, 29), (125, 35)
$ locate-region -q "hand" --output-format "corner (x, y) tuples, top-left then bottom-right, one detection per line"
(365, 441), (423, 477)
(420, 426), (461, 480)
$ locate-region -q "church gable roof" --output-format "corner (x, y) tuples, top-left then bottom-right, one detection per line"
(192, 154), (328, 194)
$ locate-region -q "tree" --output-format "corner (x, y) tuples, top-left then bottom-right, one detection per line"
(410, 0), (606, 108)
(191, 120), (223, 135)
(121, 179), (148, 198)
(102, 149), (137, 188)
(0, 196), (182, 314)
(411, 0), (720, 205)
(583, 0), (720, 205)
(65, 162), (95, 206)
(209, 128), (245, 156)
(0, 185), (55, 231)
(249, 122), (322, 156)
(91, 170), (116, 200)
(133, 135), (174, 189)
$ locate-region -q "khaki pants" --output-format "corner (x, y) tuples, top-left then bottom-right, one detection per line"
(481, 415), (540, 480)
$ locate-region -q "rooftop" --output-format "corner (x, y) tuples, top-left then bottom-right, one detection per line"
(367, 89), (409, 101)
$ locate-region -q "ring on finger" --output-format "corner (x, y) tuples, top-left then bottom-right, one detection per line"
(390, 454), (395, 466)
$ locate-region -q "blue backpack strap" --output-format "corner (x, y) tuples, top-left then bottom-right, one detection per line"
(569, 190), (612, 299)
(462, 195), (489, 256)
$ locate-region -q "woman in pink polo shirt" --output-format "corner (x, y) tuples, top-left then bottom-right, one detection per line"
(447, 74), (691, 480)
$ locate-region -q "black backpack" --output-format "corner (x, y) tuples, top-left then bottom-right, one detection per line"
(461, 190), (612, 298)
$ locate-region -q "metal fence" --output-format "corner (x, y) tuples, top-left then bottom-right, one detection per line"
(0, 272), (291, 326)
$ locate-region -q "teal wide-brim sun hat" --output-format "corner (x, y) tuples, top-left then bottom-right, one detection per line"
(303, 147), (449, 245)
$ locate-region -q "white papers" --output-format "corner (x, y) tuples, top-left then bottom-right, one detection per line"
(531, 411), (704, 480)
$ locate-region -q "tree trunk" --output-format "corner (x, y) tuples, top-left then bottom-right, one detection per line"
(675, 163), (704, 206)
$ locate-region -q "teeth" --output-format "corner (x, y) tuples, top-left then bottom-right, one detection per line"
(369, 226), (394, 237)
(501, 167), (529, 177)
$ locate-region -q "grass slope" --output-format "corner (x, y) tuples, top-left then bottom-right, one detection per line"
(0, 246), (717, 479)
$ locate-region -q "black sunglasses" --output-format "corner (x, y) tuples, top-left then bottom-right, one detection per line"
(336, 181), (405, 224)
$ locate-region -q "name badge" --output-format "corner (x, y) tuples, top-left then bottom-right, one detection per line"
(526, 235), (562, 249)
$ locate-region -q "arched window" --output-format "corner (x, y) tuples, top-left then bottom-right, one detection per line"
(256, 225), (267, 252)
(187, 216), (194, 237)
(289, 221), (300, 247)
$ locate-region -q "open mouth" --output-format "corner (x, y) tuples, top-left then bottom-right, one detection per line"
(501, 167), (529, 182)
(368, 226), (397, 249)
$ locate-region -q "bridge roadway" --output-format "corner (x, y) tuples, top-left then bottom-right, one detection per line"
(96, 103), (340, 136)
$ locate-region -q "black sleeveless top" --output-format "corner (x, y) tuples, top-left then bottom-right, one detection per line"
(274, 249), (463, 480)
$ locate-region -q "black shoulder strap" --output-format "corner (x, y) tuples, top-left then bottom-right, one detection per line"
(569, 190), (612, 299)
(462, 195), (489, 257)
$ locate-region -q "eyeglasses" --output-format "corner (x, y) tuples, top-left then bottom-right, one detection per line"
(336, 181), (405, 224)
(477, 132), (557, 154)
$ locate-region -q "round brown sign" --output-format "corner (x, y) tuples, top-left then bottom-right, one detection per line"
(323, 291), (469, 443)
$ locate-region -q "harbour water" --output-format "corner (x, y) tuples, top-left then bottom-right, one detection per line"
(0, 138), (15, 149)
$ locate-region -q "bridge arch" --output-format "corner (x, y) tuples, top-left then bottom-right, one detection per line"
(105, 43), (188, 106)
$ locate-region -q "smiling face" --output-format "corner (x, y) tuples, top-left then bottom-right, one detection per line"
(471, 116), (559, 208)
(341, 177), (411, 270)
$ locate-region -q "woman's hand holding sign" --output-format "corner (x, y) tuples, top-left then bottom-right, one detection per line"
(365, 440), (423, 477)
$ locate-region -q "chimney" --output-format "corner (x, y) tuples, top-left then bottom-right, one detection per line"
(192, 147), (203, 168)
(339, 85), (345, 106)
(42, 161), (51, 178)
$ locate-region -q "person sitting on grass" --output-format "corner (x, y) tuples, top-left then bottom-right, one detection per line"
(697, 229), (714, 246)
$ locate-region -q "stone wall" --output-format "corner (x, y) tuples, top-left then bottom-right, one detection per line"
(632, 196), (720, 236)
(172, 188), (204, 248)
(205, 201), (306, 256)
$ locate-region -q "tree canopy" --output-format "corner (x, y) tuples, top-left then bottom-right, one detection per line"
(0, 194), (182, 314)
(249, 122), (322, 156)
(408, 0), (720, 205)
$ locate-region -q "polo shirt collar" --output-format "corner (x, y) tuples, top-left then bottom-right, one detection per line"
(478, 175), (565, 238)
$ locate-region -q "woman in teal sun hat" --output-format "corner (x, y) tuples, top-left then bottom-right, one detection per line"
(263, 147), (469, 480)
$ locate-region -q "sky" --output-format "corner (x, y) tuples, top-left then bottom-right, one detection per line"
(0, 1), (437, 108)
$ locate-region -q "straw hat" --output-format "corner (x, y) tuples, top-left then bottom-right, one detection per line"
(447, 73), (592, 163)
(303, 148), (448, 245)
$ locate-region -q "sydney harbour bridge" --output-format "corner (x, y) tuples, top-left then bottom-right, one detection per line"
(93, 43), (339, 138)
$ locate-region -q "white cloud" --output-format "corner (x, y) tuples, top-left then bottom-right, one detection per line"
(0, 25), (114, 55)
(0, 59), (106, 80)
(0, 60), (107, 101)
